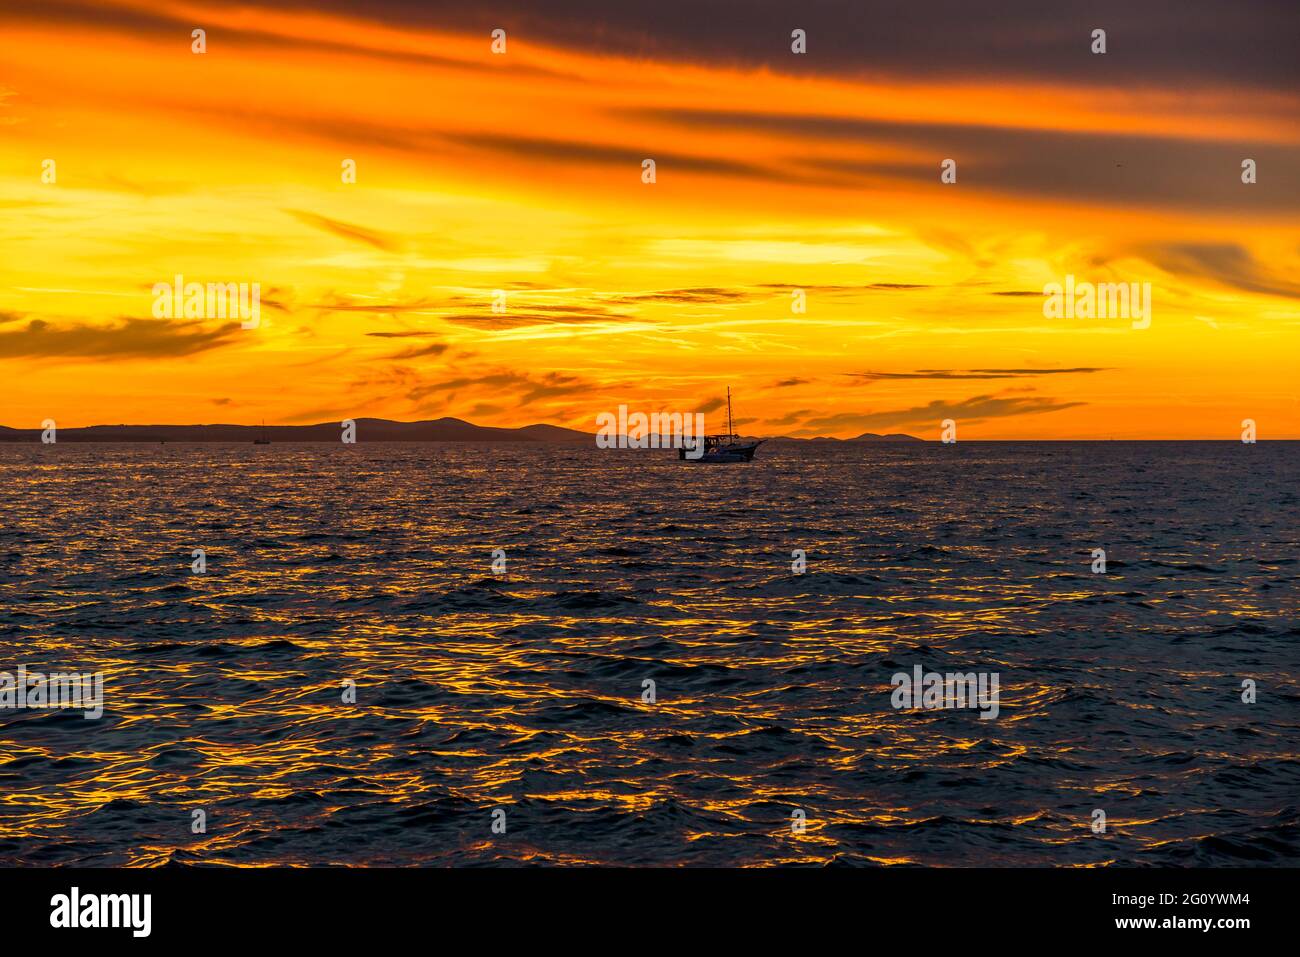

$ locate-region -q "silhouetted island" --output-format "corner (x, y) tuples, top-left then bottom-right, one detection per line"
(0, 417), (924, 443)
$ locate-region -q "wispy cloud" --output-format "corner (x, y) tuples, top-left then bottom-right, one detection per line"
(852, 367), (1110, 381)
(405, 369), (595, 407)
(797, 393), (1086, 434)
(286, 210), (401, 251)
(605, 288), (754, 304)
(1137, 242), (1300, 300)
(386, 342), (449, 359)
(0, 318), (240, 358)
(439, 311), (640, 329)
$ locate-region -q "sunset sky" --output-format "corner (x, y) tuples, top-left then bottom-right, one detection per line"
(2, 0), (1297, 438)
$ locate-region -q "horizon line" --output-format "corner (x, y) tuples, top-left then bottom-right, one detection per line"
(0, 417), (1294, 442)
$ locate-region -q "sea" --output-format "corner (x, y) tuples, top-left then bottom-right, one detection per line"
(0, 441), (1296, 866)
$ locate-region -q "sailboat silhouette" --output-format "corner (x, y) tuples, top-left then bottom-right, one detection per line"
(679, 387), (763, 462)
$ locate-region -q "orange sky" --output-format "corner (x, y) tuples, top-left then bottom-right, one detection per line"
(2, 0), (1298, 438)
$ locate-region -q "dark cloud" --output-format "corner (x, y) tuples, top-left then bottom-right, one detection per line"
(698, 397), (727, 414)
(772, 377), (809, 387)
(453, 132), (776, 179)
(55, 3), (1292, 211)
(286, 210), (401, 251)
(526, 303), (630, 314)
(605, 288), (754, 304)
(639, 109), (1300, 211)
(1, 0), (570, 79)
(406, 370), (592, 406)
(756, 282), (931, 292)
(337, 298), (638, 330)
(386, 342), (449, 359)
(767, 408), (814, 425)
(968, 368), (1107, 375)
(439, 311), (640, 329)
(852, 368), (1109, 381)
(1135, 242), (1300, 300)
(314, 295), (440, 314)
(77, 0), (1298, 91)
(0, 317), (240, 358)
(599, 285), (922, 306)
(798, 393), (1086, 433)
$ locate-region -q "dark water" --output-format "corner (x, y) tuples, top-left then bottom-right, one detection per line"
(0, 441), (1296, 867)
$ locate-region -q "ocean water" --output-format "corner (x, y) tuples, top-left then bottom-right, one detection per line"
(0, 441), (1296, 867)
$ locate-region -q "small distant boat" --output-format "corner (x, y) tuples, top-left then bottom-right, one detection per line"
(679, 387), (763, 462)
(253, 419), (271, 445)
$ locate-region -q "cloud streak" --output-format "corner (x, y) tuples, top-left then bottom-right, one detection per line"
(796, 393), (1087, 434)
(0, 318), (240, 358)
(852, 368), (1110, 381)
(286, 210), (401, 251)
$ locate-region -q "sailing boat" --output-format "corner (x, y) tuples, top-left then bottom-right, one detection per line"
(679, 387), (763, 462)
(253, 419), (271, 444)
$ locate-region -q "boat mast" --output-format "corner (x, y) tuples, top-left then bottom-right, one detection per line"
(727, 386), (733, 436)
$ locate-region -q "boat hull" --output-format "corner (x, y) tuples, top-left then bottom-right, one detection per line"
(679, 441), (762, 462)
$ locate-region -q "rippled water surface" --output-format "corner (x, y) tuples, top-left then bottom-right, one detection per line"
(1, 441), (1296, 866)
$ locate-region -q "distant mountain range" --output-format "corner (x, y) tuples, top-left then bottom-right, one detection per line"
(773, 432), (925, 443)
(0, 417), (923, 443)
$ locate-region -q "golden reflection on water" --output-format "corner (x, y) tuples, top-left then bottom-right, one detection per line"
(0, 441), (1296, 865)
